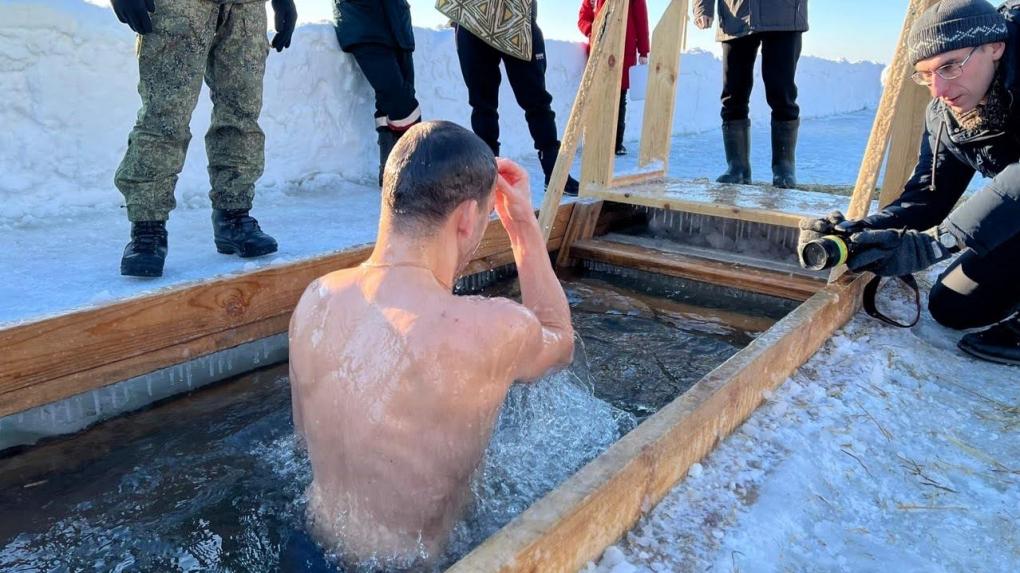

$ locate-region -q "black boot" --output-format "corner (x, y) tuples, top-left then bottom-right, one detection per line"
(539, 144), (579, 197)
(717, 119), (752, 184)
(121, 221), (168, 278)
(212, 209), (278, 258)
(377, 127), (398, 187)
(771, 119), (799, 189)
(615, 93), (628, 156)
(957, 316), (1020, 366)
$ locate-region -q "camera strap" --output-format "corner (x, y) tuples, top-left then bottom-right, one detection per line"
(862, 274), (921, 328)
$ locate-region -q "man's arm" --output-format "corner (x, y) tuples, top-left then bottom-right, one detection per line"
(861, 124), (974, 231)
(494, 159), (574, 381)
(942, 162), (1020, 256)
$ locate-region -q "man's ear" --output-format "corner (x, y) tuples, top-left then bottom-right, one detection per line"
(454, 199), (480, 238)
(989, 41), (1007, 61)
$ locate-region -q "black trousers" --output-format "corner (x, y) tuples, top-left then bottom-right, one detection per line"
(928, 234), (1020, 330)
(720, 31), (802, 122)
(455, 21), (559, 156)
(348, 43), (420, 125)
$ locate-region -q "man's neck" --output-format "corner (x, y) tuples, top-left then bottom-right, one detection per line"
(368, 232), (459, 291)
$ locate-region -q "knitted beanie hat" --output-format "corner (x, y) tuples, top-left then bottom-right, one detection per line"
(908, 0), (1008, 65)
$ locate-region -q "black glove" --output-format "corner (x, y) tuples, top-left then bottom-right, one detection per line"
(796, 211), (870, 268)
(271, 0), (297, 52)
(111, 0), (155, 34)
(846, 228), (949, 277)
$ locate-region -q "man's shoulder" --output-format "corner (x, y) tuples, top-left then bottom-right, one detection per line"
(450, 295), (539, 332)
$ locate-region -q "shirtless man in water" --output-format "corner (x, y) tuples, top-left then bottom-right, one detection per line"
(288, 120), (574, 566)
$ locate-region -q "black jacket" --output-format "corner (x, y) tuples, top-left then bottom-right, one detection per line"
(334, 0), (414, 52)
(692, 0), (809, 42)
(865, 3), (1020, 257)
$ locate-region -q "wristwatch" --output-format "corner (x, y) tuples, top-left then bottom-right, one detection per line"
(925, 226), (961, 254)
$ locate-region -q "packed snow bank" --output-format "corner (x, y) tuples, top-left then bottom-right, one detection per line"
(1, 0), (883, 225)
(584, 268), (1020, 573)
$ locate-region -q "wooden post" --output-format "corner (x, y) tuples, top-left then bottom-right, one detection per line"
(537, 0), (626, 240)
(554, 200), (604, 268)
(878, 81), (930, 207)
(579, 0), (631, 191)
(845, 0), (938, 220)
(638, 0), (689, 170)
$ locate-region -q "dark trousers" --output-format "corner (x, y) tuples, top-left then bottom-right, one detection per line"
(455, 21), (559, 156)
(928, 235), (1020, 330)
(720, 31), (802, 122)
(348, 43), (420, 124)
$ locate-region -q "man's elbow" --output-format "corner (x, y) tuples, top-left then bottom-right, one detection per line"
(554, 326), (575, 368)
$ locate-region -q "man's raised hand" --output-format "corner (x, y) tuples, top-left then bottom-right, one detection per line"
(494, 158), (536, 230)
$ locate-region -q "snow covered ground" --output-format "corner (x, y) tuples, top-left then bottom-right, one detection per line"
(584, 271), (1020, 573)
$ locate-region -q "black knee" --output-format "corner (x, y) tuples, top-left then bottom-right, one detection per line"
(928, 282), (990, 330)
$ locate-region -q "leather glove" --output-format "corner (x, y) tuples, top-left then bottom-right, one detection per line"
(271, 0), (297, 52)
(796, 211), (869, 268)
(846, 228), (950, 277)
(111, 0), (155, 35)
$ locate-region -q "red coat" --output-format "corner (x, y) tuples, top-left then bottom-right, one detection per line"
(578, 0), (650, 90)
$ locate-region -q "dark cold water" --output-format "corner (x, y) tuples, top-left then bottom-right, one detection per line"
(0, 273), (793, 572)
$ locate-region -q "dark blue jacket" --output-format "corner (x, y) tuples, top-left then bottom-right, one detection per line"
(865, 2), (1020, 257)
(334, 0), (414, 52)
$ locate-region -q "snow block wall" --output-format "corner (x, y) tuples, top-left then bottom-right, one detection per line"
(1, 0), (884, 226)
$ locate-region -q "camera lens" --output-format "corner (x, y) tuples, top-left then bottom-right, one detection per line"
(800, 236), (849, 271)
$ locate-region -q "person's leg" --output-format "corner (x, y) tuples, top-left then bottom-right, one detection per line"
(502, 21), (579, 195)
(349, 44), (421, 129)
(615, 89), (628, 155)
(115, 0), (217, 276)
(929, 237), (1020, 364)
(455, 25), (503, 156)
(115, 0), (216, 223)
(205, 1), (277, 258)
(349, 44), (421, 184)
(717, 34), (760, 184)
(761, 31), (802, 188)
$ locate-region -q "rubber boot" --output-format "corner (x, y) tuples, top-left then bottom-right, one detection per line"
(615, 94), (628, 156)
(212, 209), (278, 258)
(958, 316), (1020, 366)
(121, 221), (168, 278)
(771, 118), (799, 189)
(717, 119), (751, 184)
(377, 127), (399, 187)
(539, 144), (579, 197)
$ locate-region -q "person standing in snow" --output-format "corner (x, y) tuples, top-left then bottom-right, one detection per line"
(693, 0), (808, 188)
(334, 0), (421, 187)
(110, 0), (295, 277)
(443, 0), (581, 196)
(578, 0), (650, 156)
(798, 0), (1020, 366)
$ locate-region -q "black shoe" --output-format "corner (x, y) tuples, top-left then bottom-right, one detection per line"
(539, 144), (580, 197)
(717, 119), (751, 184)
(958, 317), (1020, 366)
(615, 143), (628, 156)
(212, 209), (278, 258)
(771, 119), (799, 189)
(121, 221), (168, 278)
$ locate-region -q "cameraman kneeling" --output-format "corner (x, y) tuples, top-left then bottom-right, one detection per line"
(800, 0), (1020, 366)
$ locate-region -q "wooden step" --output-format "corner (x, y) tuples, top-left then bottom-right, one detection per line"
(569, 238), (824, 301)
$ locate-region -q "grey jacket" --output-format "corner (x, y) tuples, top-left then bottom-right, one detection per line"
(693, 0), (808, 42)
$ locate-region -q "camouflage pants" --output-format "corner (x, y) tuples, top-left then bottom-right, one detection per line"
(115, 0), (269, 222)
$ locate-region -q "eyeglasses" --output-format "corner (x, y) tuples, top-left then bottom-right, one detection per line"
(911, 46), (980, 86)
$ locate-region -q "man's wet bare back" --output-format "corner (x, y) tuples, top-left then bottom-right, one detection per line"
(288, 121), (573, 567)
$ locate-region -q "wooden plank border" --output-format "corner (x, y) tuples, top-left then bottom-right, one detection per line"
(0, 204), (575, 418)
(449, 273), (870, 572)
